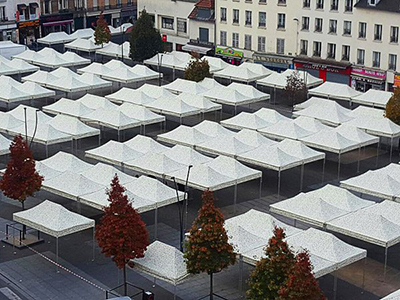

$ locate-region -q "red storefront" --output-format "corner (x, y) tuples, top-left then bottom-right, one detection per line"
(294, 57), (352, 85)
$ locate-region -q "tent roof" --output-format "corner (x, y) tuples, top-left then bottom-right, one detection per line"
(65, 38), (101, 52)
(37, 32), (72, 44)
(43, 98), (94, 117)
(335, 124), (380, 146)
(47, 114), (99, 139)
(214, 63), (273, 82)
(0, 112), (23, 132)
(294, 96), (336, 110)
(146, 97), (202, 118)
(203, 86), (255, 106)
(282, 69), (324, 88)
(164, 144), (212, 166)
(300, 129), (361, 153)
(40, 151), (92, 173)
(102, 67), (142, 83)
(69, 28), (94, 39)
(276, 139), (325, 163)
(341, 164), (400, 200)
(81, 108), (141, 130)
(326, 208), (400, 247)
(79, 73), (112, 89)
(80, 163), (136, 186)
(199, 77), (225, 90)
(13, 200), (94, 238)
(0, 134), (11, 155)
(106, 88), (157, 106)
(351, 89), (393, 108)
(293, 103), (354, 126)
(227, 82), (270, 100)
(76, 94), (118, 110)
(235, 129), (277, 148)
(259, 119), (316, 141)
(8, 122), (72, 145)
(85, 140), (145, 166)
(270, 184), (375, 227)
(193, 120), (235, 137)
(163, 78), (208, 95)
(345, 115), (400, 138)
(196, 135), (258, 157)
(124, 135), (169, 154)
(134, 241), (189, 285)
(77, 62), (113, 76)
(137, 84), (175, 99)
(176, 93), (222, 113)
(309, 81), (362, 101)
(20, 81), (55, 99)
(43, 171), (105, 201)
(221, 112), (278, 131)
(118, 103), (165, 125)
(381, 289), (400, 300)
(157, 125), (212, 148)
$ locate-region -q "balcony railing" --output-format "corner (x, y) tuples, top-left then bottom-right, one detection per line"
(342, 55), (349, 61)
(313, 51), (321, 57)
(327, 52), (335, 59)
(389, 64), (396, 70)
(85, 2), (135, 12)
(357, 59), (364, 65)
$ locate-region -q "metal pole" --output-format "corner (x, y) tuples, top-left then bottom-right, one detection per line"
(24, 107), (28, 142)
(56, 237), (59, 273)
(277, 170), (281, 200)
(384, 246), (388, 280)
(92, 227), (95, 262)
(239, 255), (243, 292)
(376, 141), (380, 167)
(333, 272), (337, 300)
(259, 176), (262, 199)
(233, 183), (237, 213)
(322, 157), (326, 183)
(357, 146), (361, 173)
(154, 207), (158, 240)
(300, 163), (304, 191)
(337, 152), (341, 181)
(390, 136), (394, 162)
(362, 257), (366, 292)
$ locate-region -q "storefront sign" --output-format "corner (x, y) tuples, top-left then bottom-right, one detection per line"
(215, 47), (243, 58)
(394, 74), (400, 88)
(295, 62), (351, 75)
(351, 68), (386, 79)
(18, 19), (40, 28)
(253, 54), (292, 65)
(40, 13), (73, 24)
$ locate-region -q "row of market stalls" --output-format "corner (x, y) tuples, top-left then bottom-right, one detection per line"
(0, 55), (39, 76)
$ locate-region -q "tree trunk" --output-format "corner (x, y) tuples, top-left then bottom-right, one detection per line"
(210, 273), (213, 300)
(123, 265), (127, 296)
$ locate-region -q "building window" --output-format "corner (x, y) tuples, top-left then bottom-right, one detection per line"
(303, 0), (310, 7)
(327, 43), (336, 59)
(390, 26), (399, 43)
(177, 18), (187, 34)
(276, 38), (284, 54)
(345, 0), (353, 12)
(245, 34), (252, 50)
(373, 51), (381, 68)
(233, 9), (239, 24)
(359, 22), (366, 39)
(245, 10), (252, 26)
(300, 39), (308, 55)
(199, 28), (209, 42)
(343, 21), (351, 35)
(316, 0), (324, 9)
(259, 12), (266, 27)
(342, 45), (350, 61)
(278, 0), (286, 4)
(301, 17), (309, 30)
(315, 18), (323, 32)
(220, 7), (227, 22)
(329, 20), (337, 34)
(44, 0), (50, 13)
(258, 36), (266, 52)
(259, 0), (266, 3)
(374, 24), (382, 41)
(277, 13), (285, 29)
(220, 31), (227, 46)
(357, 49), (365, 65)
(161, 17), (174, 30)
(389, 54), (397, 71)
(331, 0), (338, 10)
(232, 32), (239, 48)
(313, 41), (322, 57)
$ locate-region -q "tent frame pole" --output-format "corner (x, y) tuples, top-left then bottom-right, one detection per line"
(259, 176), (262, 199)
(390, 136), (394, 162)
(56, 237), (59, 273)
(384, 245), (388, 281)
(233, 183), (238, 213)
(376, 140), (380, 167)
(92, 227), (95, 262)
(362, 257), (366, 293)
(333, 271), (337, 300)
(277, 170), (281, 200)
(322, 157), (326, 183)
(337, 152), (341, 181)
(239, 255), (243, 292)
(300, 163), (304, 191)
(154, 207), (158, 241)
(357, 146), (361, 173)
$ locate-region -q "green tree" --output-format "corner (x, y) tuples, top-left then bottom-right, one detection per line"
(184, 53), (211, 82)
(285, 71), (308, 107)
(129, 9), (162, 62)
(278, 251), (326, 300)
(94, 13), (111, 46)
(247, 227), (296, 300)
(184, 190), (236, 300)
(385, 88), (400, 125)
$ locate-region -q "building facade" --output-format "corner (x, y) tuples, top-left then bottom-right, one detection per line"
(214, 0), (400, 90)
(138, 0), (215, 54)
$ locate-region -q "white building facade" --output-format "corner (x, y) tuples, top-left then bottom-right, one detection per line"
(138, 0), (215, 54)
(215, 0), (400, 90)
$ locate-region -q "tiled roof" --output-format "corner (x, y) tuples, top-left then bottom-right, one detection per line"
(355, 0), (400, 13)
(195, 0), (214, 8)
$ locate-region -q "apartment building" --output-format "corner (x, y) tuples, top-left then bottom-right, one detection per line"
(215, 0), (301, 69)
(215, 0), (400, 90)
(138, 0), (215, 54)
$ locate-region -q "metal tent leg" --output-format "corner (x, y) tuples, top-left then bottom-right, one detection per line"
(337, 153), (341, 181)
(233, 183), (238, 213)
(56, 237), (59, 273)
(117, 129), (120, 142)
(259, 176), (262, 199)
(362, 257), (366, 293)
(143, 125), (146, 136)
(300, 163), (304, 191)
(357, 146), (361, 173)
(239, 255), (243, 292)
(384, 246), (388, 280)
(154, 207), (158, 241)
(277, 170), (281, 200)
(46, 144), (49, 158)
(376, 141), (380, 167)
(333, 272), (337, 300)
(390, 137), (394, 162)
(92, 227), (95, 261)
(322, 157), (326, 183)
(173, 285), (177, 300)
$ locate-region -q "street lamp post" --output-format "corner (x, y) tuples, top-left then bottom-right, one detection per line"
(157, 53), (164, 86)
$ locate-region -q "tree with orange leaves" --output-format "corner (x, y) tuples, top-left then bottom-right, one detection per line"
(0, 135), (42, 210)
(96, 174), (149, 296)
(247, 227), (296, 300)
(184, 190), (236, 300)
(94, 12), (111, 46)
(278, 251), (326, 300)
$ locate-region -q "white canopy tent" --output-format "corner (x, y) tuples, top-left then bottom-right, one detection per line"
(270, 184), (375, 228)
(13, 200), (95, 265)
(256, 69), (323, 90)
(340, 163), (400, 201)
(37, 29), (94, 45)
(0, 134), (11, 155)
(163, 78), (208, 95)
(157, 125), (215, 148)
(294, 97), (338, 111)
(0, 57), (39, 75)
(351, 89), (393, 109)
(381, 289), (400, 300)
(65, 38), (101, 53)
(326, 201), (400, 276)
(213, 62), (273, 83)
(221, 108), (290, 131)
(37, 151), (92, 174)
(106, 87), (157, 105)
(118, 103), (166, 131)
(308, 81), (362, 101)
(227, 82), (270, 101)
(137, 84), (175, 99)
(176, 93), (222, 114)
(47, 114), (100, 140)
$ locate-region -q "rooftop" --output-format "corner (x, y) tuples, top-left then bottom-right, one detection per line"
(355, 0), (400, 13)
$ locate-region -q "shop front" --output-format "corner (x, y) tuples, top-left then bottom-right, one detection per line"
(0, 22), (17, 42)
(40, 12), (74, 36)
(253, 53), (294, 72)
(182, 39), (214, 56)
(121, 7), (136, 25)
(17, 19), (40, 45)
(350, 67), (386, 92)
(294, 57), (352, 85)
(215, 46), (243, 65)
